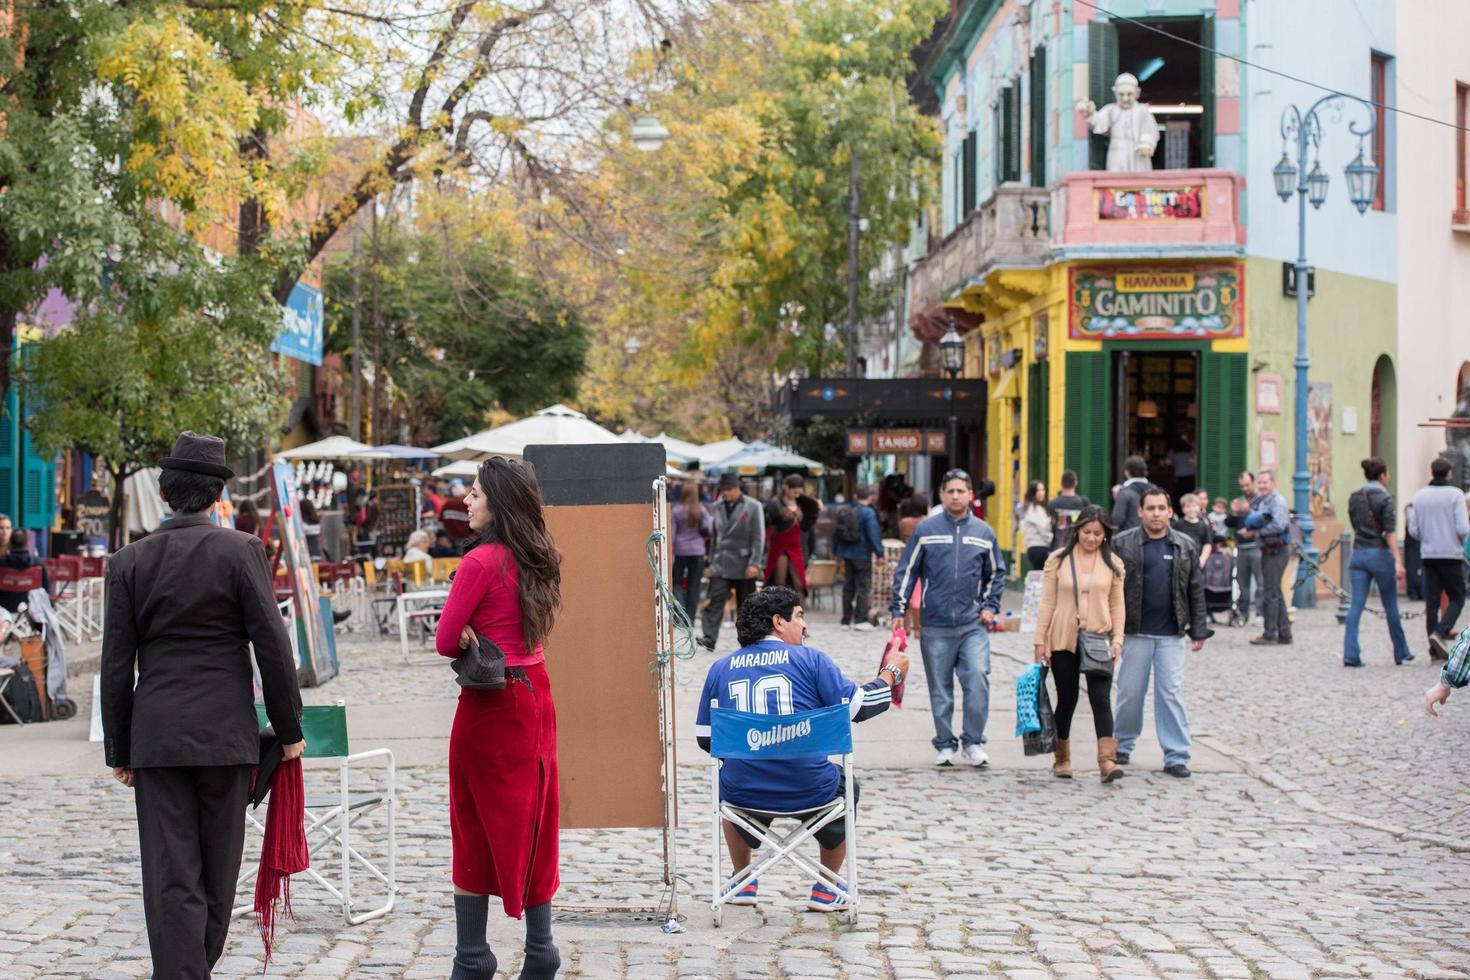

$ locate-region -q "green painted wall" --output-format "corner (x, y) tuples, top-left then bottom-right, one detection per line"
(1244, 255), (1398, 512)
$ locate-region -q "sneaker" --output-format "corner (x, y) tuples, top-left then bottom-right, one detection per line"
(726, 878), (759, 906)
(962, 745), (989, 768)
(1429, 634), (1449, 660)
(853, 622), (874, 632)
(934, 747), (957, 767)
(1115, 751), (1130, 765)
(806, 881), (850, 913)
(841, 623), (852, 630)
(1163, 763), (1192, 778)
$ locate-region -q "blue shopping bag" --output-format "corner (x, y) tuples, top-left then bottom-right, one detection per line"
(1015, 663), (1042, 736)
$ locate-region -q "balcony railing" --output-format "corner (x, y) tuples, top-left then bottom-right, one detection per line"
(910, 169), (1246, 311)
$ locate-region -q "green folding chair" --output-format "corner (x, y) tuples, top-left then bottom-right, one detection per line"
(233, 701), (397, 924)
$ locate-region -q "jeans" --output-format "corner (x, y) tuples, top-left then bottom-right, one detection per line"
(1235, 546), (1261, 621)
(841, 559), (872, 625)
(1423, 558), (1467, 641)
(1114, 634), (1190, 767)
(1343, 546), (1412, 664)
(1260, 544), (1292, 639)
(671, 555), (704, 627)
(917, 623), (990, 750)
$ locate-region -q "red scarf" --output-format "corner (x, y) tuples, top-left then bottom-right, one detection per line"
(253, 757), (309, 965)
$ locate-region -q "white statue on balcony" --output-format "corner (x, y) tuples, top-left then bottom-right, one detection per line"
(1076, 73), (1159, 171)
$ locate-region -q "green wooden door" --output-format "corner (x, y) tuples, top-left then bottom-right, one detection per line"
(1198, 350), (1246, 498)
(1064, 351), (1113, 506)
(1027, 360), (1049, 483)
(1087, 21), (1119, 171)
(1199, 16), (1216, 168)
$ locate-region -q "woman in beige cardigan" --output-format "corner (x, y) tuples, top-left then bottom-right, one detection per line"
(1032, 505), (1126, 782)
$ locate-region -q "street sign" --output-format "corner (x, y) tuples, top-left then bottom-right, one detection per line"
(846, 429), (948, 456)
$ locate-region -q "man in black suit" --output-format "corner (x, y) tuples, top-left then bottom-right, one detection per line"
(102, 432), (305, 979)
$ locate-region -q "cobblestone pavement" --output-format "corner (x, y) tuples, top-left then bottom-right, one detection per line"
(3, 597), (1468, 979)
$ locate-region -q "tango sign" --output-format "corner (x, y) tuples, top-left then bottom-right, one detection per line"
(1069, 262), (1245, 340)
(1096, 185), (1204, 220)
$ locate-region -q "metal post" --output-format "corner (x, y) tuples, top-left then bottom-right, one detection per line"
(1291, 157), (1318, 609)
(846, 152), (861, 379)
(1334, 530), (1353, 624)
(947, 394), (959, 475)
(350, 234), (362, 443)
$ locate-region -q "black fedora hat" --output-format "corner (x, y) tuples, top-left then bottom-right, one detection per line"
(158, 431), (234, 480)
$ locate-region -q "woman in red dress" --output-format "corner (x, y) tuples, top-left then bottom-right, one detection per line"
(435, 457), (562, 980)
(764, 473), (809, 598)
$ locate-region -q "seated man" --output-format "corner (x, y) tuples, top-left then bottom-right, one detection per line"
(696, 586), (907, 913)
(0, 529), (49, 613)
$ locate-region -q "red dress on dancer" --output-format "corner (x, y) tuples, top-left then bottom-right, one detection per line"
(435, 542), (559, 918)
(763, 498), (808, 592)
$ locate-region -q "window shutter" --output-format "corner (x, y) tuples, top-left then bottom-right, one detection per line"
(1064, 350), (1113, 505)
(1030, 45), (1048, 187)
(1198, 351), (1245, 498)
(1087, 21), (1118, 171)
(962, 130), (978, 214)
(1007, 85), (1023, 182)
(0, 385), (15, 522)
(1199, 16), (1216, 168)
(1028, 360), (1049, 482)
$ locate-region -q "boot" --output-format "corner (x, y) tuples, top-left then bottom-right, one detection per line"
(518, 901), (561, 979)
(1051, 738), (1072, 779)
(450, 893), (498, 980)
(1098, 737), (1125, 783)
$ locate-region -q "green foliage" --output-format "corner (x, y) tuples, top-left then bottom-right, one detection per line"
(322, 230), (589, 445)
(20, 213), (289, 481)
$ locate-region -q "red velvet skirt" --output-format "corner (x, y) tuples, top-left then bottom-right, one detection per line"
(449, 662), (560, 918)
(764, 523), (808, 590)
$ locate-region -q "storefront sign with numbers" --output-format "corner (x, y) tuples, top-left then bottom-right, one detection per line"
(1069, 262), (1244, 340)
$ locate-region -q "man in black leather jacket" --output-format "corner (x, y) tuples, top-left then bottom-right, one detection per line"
(1111, 485), (1211, 778)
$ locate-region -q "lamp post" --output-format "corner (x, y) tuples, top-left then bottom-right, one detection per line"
(939, 316), (966, 474)
(1273, 96), (1378, 607)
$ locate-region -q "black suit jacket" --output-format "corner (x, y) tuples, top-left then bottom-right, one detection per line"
(101, 512), (303, 769)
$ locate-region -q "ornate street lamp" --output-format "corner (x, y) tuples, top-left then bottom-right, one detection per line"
(939, 316), (965, 473)
(1276, 95), (1379, 607)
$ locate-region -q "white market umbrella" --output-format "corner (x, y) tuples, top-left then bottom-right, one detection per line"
(654, 431), (704, 462)
(433, 404), (622, 461)
(433, 459), (482, 478)
(695, 437), (747, 468)
(276, 435), (379, 460)
(620, 429), (698, 467)
(705, 440), (825, 476)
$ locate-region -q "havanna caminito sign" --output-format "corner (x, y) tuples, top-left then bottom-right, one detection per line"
(1069, 263), (1244, 340)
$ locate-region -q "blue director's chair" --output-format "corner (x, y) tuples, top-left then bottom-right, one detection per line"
(708, 700), (858, 925)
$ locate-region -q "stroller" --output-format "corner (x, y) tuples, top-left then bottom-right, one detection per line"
(1202, 546), (1239, 625)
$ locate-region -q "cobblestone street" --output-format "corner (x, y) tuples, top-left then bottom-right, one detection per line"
(3, 600), (1468, 979)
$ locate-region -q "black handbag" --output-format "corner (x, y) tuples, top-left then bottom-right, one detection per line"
(1069, 550), (1115, 678)
(451, 632), (507, 690)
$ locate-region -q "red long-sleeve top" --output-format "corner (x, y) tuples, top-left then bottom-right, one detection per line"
(434, 542), (545, 667)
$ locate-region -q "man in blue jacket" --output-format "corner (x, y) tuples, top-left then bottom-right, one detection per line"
(834, 484), (884, 632)
(888, 469), (1006, 767)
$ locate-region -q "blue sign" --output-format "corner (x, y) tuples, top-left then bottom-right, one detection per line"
(709, 704), (852, 760)
(272, 282), (324, 366)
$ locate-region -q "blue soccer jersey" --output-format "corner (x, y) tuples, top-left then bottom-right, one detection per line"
(696, 639), (865, 812)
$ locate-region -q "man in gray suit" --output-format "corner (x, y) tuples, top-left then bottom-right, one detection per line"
(700, 472), (766, 650)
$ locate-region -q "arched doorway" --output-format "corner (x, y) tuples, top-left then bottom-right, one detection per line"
(1370, 354), (1397, 485)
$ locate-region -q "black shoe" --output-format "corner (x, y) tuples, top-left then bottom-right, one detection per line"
(1343, 660), (1365, 668)
(1115, 752), (1130, 765)
(1397, 652), (1416, 664)
(699, 635), (717, 652)
(1429, 635), (1449, 661)
(1163, 763), (1191, 778)
(332, 609), (352, 625)
(1276, 634), (1293, 645)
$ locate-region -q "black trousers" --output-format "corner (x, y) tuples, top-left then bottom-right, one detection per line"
(1423, 558), (1466, 640)
(1050, 650), (1113, 739)
(671, 555), (704, 626)
(701, 576), (757, 643)
(841, 559), (872, 625)
(134, 764), (254, 980)
(1260, 545), (1292, 639)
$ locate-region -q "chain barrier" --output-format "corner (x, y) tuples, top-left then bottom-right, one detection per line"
(1291, 539), (1422, 621)
(646, 529), (701, 670)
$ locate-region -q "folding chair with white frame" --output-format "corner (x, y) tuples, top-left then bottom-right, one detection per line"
(233, 701), (397, 925)
(708, 700), (858, 925)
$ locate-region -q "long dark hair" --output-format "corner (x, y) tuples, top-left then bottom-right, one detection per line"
(474, 457), (563, 650)
(678, 479), (704, 531)
(1056, 504), (1121, 573)
(1025, 479), (1046, 509)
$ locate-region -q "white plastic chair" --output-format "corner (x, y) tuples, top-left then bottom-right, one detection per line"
(707, 701), (858, 925)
